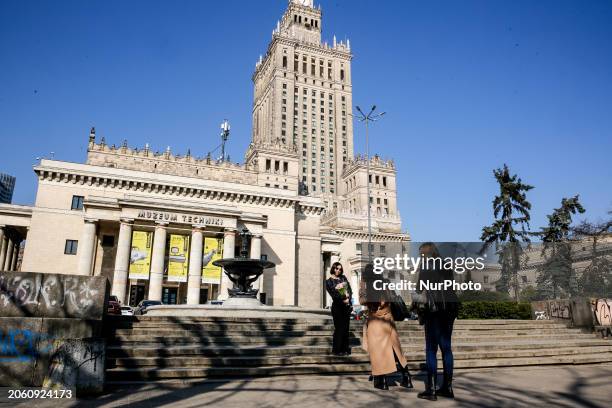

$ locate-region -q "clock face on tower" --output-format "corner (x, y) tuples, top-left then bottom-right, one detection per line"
(295, 0), (313, 7)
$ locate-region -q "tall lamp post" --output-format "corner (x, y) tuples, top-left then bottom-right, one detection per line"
(355, 105), (385, 263)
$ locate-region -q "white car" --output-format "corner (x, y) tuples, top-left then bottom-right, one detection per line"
(120, 306), (134, 316)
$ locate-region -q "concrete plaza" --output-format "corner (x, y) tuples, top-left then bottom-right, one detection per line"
(12, 363), (612, 408)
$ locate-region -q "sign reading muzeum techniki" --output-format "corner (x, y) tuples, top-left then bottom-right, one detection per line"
(136, 210), (224, 227)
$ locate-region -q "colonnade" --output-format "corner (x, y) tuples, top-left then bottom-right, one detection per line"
(0, 226), (23, 271)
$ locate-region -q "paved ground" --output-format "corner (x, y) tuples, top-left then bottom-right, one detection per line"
(7, 364), (612, 408)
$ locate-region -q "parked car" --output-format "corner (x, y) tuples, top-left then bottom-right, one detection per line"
(120, 306), (134, 316)
(107, 295), (121, 315)
(134, 300), (163, 315)
(350, 305), (366, 320)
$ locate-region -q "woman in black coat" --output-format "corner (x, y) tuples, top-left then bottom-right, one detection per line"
(415, 242), (459, 401)
(325, 262), (353, 356)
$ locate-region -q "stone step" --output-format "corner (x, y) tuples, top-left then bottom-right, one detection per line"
(108, 332), (596, 346)
(106, 339), (612, 358)
(108, 336), (362, 347)
(110, 326), (575, 337)
(105, 352), (612, 381)
(106, 346), (612, 368)
(118, 317), (561, 324)
(109, 324), (570, 337)
(114, 321), (569, 331)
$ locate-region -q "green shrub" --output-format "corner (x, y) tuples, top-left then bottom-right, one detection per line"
(458, 301), (532, 319)
(458, 290), (512, 302)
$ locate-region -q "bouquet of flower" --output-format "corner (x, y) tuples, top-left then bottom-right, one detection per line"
(336, 282), (347, 298)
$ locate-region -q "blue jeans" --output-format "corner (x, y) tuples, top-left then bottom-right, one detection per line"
(424, 313), (455, 378)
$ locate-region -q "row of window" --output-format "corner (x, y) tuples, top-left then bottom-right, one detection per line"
(265, 183), (288, 190)
(346, 199), (390, 216)
(369, 174), (388, 187)
(292, 13), (319, 29)
(281, 54), (345, 82)
(345, 174), (388, 192)
(265, 159), (289, 175)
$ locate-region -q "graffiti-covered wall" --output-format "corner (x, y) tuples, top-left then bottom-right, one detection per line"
(592, 298), (612, 338)
(0, 271), (109, 392)
(0, 271), (108, 319)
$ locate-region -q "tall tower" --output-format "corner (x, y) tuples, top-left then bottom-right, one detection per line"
(247, 0), (354, 200)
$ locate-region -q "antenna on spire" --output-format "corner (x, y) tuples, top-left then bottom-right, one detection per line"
(206, 119), (231, 162)
(220, 119), (231, 162)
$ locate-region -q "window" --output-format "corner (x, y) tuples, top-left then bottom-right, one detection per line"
(282, 56), (287, 68)
(521, 275), (528, 283)
(64, 240), (78, 255)
(71, 195), (84, 210)
(483, 276), (489, 283)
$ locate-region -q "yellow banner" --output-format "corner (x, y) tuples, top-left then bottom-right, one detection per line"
(202, 237), (223, 284)
(168, 234), (190, 282)
(128, 231), (152, 280)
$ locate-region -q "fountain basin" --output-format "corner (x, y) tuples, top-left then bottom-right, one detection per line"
(144, 304), (331, 319)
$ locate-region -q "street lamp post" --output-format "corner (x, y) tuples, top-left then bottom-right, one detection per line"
(355, 105), (385, 264)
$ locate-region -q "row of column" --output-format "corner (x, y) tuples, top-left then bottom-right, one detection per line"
(110, 219), (262, 305)
(0, 226), (22, 272)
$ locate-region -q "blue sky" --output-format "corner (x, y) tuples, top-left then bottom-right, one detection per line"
(1, 0), (610, 241)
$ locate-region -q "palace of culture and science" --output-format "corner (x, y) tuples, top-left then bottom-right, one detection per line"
(0, 0), (409, 308)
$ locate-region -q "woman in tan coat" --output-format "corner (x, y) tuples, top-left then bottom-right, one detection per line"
(359, 264), (413, 390)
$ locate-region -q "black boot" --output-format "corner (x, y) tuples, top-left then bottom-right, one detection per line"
(437, 373), (454, 398)
(417, 374), (437, 401)
(398, 363), (413, 389)
(373, 375), (389, 390)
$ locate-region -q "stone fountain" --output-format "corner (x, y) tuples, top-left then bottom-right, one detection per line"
(212, 228), (275, 307)
(145, 227), (330, 319)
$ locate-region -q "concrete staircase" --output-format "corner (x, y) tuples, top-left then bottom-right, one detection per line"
(104, 316), (612, 383)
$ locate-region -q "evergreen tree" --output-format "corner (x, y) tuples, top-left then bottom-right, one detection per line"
(573, 213), (612, 297)
(536, 196), (585, 299)
(481, 164), (534, 300)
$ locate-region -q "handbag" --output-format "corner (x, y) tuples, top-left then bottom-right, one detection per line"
(411, 290), (437, 325)
(389, 291), (410, 321)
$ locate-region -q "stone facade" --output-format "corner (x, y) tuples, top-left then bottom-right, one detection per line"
(0, 0), (409, 309)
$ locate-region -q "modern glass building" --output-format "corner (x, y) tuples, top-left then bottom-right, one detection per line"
(0, 173), (15, 204)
